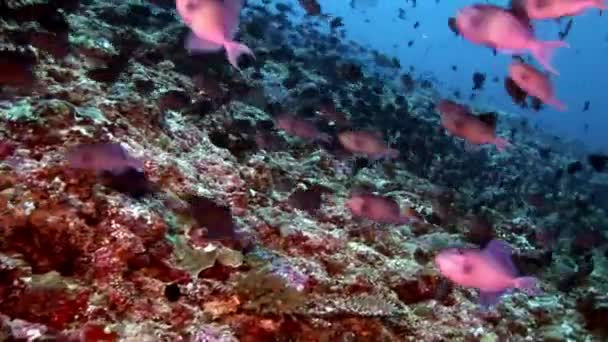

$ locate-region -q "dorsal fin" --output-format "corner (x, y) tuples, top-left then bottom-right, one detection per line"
(481, 239), (518, 277)
(476, 112), (498, 129)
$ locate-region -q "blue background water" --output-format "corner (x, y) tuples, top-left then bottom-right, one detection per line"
(281, 0), (608, 153)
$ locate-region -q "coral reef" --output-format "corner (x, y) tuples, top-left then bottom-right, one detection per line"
(0, 0), (606, 341)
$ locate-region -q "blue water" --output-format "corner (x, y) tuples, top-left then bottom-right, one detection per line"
(288, 0), (608, 153)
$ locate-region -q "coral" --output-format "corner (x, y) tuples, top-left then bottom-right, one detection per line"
(235, 267), (307, 315)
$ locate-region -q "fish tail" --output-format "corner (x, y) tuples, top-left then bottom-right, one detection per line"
(224, 41), (255, 70)
(530, 40), (569, 75)
(317, 133), (332, 143)
(493, 137), (511, 151)
(547, 97), (567, 111)
(399, 215), (419, 225)
(513, 276), (541, 295)
(385, 148), (399, 159)
(594, 0), (608, 10)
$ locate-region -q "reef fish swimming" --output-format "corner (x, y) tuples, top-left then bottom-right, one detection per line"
(346, 194), (418, 224)
(455, 4), (568, 74)
(338, 131), (399, 159)
(437, 100), (511, 151)
(508, 60), (566, 111)
(66, 143), (143, 175)
(176, 0), (255, 69)
(435, 239), (541, 307)
(521, 0), (607, 20)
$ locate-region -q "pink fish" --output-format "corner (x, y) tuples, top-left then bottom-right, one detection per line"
(176, 0), (255, 70)
(523, 0), (607, 19)
(346, 194), (417, 225)
(338, 131), (398, 159)
(508, 61), (566, 111)
(435, 239), (541, 307)
(66, 143), (143, 175)
(455, 4), (568, 74)
(275, 115), (331, 143)
(437, 100), (511, 151)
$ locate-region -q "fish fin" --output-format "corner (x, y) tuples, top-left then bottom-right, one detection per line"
(397, 215), (413, 225)
(478, 290), (506, 308)
(224, 41), (255, 70)
(399, 214), (421, 225)
(185, 32), (223, 53)
(317, 133), (333, 144)
(224, 0), (245, 14)
(493, 137), (511, 152)
(594, 0), (608, 10)
(222, 0), (244, 38)
(547, 97), (567, 111)
(371, 131), (384, 138)
(496, 49), (520, 55)
(127, 157), (145, 172)
(476, 112), (497, 128)
(482, 239), (518, 277)
(104, 143), (129, 160)
(109, 165), (134, 176)
(513, 276), (541, 295)
(463, 142), (481, 153)
(385, 148), (399, 159)
(401, 207), (421, 224)
(530, 40), (569, 75)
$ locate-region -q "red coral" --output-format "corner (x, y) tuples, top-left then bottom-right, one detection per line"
(79, 324), (119, 342)
(0, 287), (89, 329)
(93, 244), (133, 280)
(0, 140), (16, 160)
(167, 304), (194, 331)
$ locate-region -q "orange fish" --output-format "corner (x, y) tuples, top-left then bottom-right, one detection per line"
(338, 131), (398, 159)
(508, 61), (566, 111)
(437, 100), (511, 151)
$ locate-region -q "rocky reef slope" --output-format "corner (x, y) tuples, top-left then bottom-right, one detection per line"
(0, 0), (607, 341)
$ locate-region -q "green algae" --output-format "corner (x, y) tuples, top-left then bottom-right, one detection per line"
(2, 101), (37, 122)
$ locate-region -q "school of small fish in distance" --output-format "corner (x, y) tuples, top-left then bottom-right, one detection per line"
(55, 0), (605, 311)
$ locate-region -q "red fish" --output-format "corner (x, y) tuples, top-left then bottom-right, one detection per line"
(176, 0), (255, 70)
(346, 194), (418, 224)
(455, 4), (568, 74)
(338, 131), (398, 159)
(508, 61), (566, 111)
(299, 0), (322, 16)
(66, 143), (143, 175)
(437, 100), (511, 151)
(522, 0), (607, 19)
(275, 115), (331, 143)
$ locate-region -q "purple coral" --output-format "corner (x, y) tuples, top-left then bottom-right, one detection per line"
(269, 260), (310, 292)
